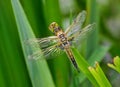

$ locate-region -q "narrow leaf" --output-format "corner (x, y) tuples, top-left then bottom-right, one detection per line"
(89, 62), (112, 87)
(72, 47), (99, 87)
(11, 0), (55, 87)
(108, 56), (120, 73)
(88, 45), (110, 66)
(77, 44), (110, 83)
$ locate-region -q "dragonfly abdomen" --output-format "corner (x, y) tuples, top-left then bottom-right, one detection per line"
(65, 48), (80, 72)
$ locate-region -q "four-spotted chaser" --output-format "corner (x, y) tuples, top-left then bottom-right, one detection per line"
(28, 10), (95, 72)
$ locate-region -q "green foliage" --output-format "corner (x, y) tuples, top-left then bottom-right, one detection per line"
(89, 62), (112, 87)
(72, 47), (99, 87)
(72, 47), (112, 87)
(0, 0), (31, 87)
(86, 0), (99, 58)
(77, 45), (110, 83)
(108, 56), (120, 73)
(0, 0), (120, 87)
(11, 0), (55, 87)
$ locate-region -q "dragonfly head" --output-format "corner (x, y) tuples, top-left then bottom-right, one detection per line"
(49, 22), (61, 33)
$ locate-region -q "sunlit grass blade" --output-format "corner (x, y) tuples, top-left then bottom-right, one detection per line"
(89, 62), (112, 87)
(11, 0), (55, 87)
(71, 47), (99, 87)
(108, 56), (120, 73)
(78, 45), (110, 83)
(0, 0), (31, 86)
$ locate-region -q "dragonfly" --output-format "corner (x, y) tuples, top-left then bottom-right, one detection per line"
(28, 10), (95, 72)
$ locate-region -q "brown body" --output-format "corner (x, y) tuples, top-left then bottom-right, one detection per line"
(52, 25), (79, 72)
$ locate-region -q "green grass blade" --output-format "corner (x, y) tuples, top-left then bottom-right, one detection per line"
(88, 45), (110, 66)
(20, 0), (47, 37)
(78, 45), (110, 83)
(0, 0), (31, 87)
(11, 0), (55, 87)
(71, 47), (99, 87)
(108, 56), (120, 73)
(89, 62), (112, 87)
(86, 0), (99, 57)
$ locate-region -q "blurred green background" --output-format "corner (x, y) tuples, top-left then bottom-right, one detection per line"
(0, 0), (120, 87)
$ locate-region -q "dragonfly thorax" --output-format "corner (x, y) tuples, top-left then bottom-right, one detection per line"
(58, 33), (70, 49)
(59, 34), (67, 42)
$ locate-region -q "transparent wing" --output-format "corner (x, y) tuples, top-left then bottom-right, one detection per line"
(65, 10), (87, 37)
(26, 36), (59, 60)
(26, 36), (64, 60)
(42, 44), (64, 57)
(28, 43), (64, 60)
(68, 23), (96, 45)
(27, 36), (58, 49)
